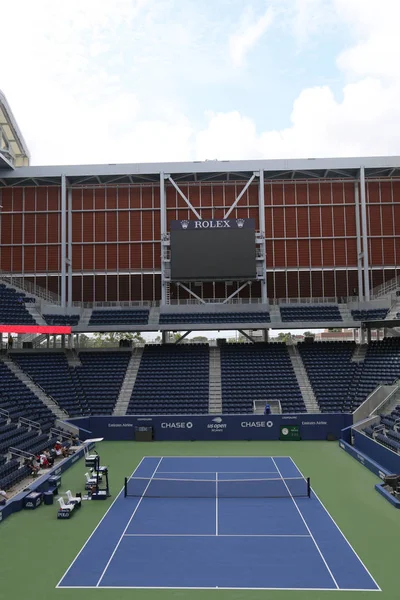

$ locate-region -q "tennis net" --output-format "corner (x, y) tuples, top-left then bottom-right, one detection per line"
(124, 475), (311, 499)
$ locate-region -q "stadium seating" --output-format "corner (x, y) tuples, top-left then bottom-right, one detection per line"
(159, 311), (271, 324)
(351, 309), (388, 321)
(13, 352), (131, 415)
(352, 338), (400, 408)
(43, 314), (80, 326)
(280, 305), (342, 322)
(363, 408), (400, 452)
(127, 344), (209, 415)
(76, 352), (131, 414)
(12, 353), (90, 417)
(0, 283), (36, 325)
(220, 343), (305, 414)
(89, 309), (149, 326)
(298, 341), (358, 412)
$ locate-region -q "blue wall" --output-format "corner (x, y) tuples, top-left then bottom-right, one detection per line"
(69, 414), (352, 442)
(353, 430), (400, 474)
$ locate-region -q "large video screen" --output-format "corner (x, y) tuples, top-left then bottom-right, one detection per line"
(170, 218), (256, 281)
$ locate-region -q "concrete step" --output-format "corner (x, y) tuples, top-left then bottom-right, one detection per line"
(113, 348), (144, 416)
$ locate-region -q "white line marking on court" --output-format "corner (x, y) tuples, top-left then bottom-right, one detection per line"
(288, 457), (381, 592)
(123, 533), (311, 537)
(156, 471), (279, 474)
(57, 585), (381, 591)
(271, 457), (340, 591)
(55, 456), (147, 589)
(95, 457), (163, 588)
(215, 472), (218, 536)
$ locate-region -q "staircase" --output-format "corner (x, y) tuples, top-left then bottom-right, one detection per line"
(25, 304), (47, 326)
(79, 308), (92, 327)
(113, 348), (144, 416)
(338, 304), (354, 322)
(269, 305), (281, 323)
(66, 349), (82, 367)
(287, 345), (320, 413)
(0, 354), (67, 420)
(352, 344), (368, 363)
(208, 347), (222, 414)
(148, 306), (160, 326)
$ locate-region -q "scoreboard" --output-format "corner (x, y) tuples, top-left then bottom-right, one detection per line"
(279, 425), (301, 441)
(170, 218), (256, 281)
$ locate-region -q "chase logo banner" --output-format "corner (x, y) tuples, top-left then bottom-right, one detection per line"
(170, 218), (255, 231)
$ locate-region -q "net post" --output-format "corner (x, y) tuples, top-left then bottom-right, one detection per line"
(307, 477), (311, 498)
(124, 477), (127, 497)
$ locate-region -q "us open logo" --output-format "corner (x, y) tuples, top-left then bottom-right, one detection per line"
(207, 417), (227, 432)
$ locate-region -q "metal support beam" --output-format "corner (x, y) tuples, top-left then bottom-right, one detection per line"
(222, 281), (250, 304)
(354, 182), (363, 301)
(258, 170), (267, 303)
(160, 172), (167, 306)
(224, 173), (256, 219)
(238, 330), (255, 343)
(61, 174), (67, 308)
(176, 282), (206, 304)
(167, 175), (201, 220)
(360, 166), (370, 300)
(67, 187), (73, 307)
(174, 331), (191, 344)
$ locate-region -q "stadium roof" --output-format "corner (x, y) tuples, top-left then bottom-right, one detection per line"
(0, 89), (30, 169)
(1, 155), (400, 187)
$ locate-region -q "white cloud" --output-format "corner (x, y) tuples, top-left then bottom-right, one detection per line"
(229, 5), (274, 67)
(2, 0), (400, 167)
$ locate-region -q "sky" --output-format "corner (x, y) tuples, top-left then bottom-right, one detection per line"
(2, 0), (400, 166)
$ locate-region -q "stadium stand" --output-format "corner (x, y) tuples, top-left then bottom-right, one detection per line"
(220, 343), (305, 414)
(13, 352), (131, 415)
(159, 311), (271, 324)
(127, 344), (209, 415)
(12, 353), (90, 417)
(298, 341), (358, 412)
(352, 338), (400, 408)
(43, 314), (80, 326)
(89, 309), (149, 325)
(280, 305), (342, 322)
(351, 308), (389, 321)
(363, 407), (400, 452)
(0, 360), (59, 492)
(0, 283), (36, 324)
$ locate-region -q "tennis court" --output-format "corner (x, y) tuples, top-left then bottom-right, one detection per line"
(57, 455), (380, 591)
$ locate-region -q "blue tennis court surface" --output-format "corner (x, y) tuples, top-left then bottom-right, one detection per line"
(57, 456), (380, 591)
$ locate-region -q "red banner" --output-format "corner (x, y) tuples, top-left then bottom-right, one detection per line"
(0, 325), (71, 334)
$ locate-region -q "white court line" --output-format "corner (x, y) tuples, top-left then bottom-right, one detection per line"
(288, 457), (381, 592)
(215, 472), (218, 536)
(149, 455), (292, 459)
(123, 533), (311, 538)
(95, 457), (163, 588)
(156, 471), (279, 474)
(56, 456), (147, 589)
(271, 457), (340, 591)
(57, 585), (380, 591)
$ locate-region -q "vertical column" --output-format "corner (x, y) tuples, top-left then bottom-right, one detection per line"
(160, 171), (167, 306)
(68, 187), (73, 307)
(61, 174), (67, 308)
(359, 167), (370, 300)
(258, 170), (268, 304)
(354, 182), (363, 300)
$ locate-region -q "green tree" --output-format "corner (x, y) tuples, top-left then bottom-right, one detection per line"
(190, 336), (209, 343)
(303, 331), (315, 339)
(277, 332), (292, 342)
(328, 328), (343, 332)
(92, 332), (145, 347)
